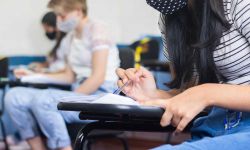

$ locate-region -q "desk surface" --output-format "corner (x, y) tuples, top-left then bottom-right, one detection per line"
(0, 79), (71, 90)
(58, 102), (164, 123)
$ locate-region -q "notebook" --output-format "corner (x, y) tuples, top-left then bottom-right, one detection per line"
(59, 93), (140, 106)
(20, 74), (70, 85)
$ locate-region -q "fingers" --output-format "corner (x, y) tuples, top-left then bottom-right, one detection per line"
(116, 68), (140, 83)
(137, 66), (153, 78)
(116, 68), (128, 83)
(175, 117), (191, 133)
(116, 67), (153, 83)
(142, 99), (191, 130)
(117, 80), (124, 88)
(160, 110), (173, 127)
(14, 68), (34, 78)
(171, 116), (181, 127)
(125, 68), (140, 82)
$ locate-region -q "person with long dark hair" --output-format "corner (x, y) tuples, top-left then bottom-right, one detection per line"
(117, 0), (250, 149)
(29, 11), (67, 73)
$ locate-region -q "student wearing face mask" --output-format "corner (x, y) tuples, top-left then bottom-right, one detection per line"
(5, 0), (120, 150)
(29, 11), (68, 73)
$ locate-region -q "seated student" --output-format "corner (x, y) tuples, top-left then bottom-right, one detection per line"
(116, 0), (250, 149)
(28, 11), (67, 73)
(5, 0), (120, 150)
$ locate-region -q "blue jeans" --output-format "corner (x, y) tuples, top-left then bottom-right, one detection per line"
(153, 107), (250, 150)
(5, 80), (117, 149)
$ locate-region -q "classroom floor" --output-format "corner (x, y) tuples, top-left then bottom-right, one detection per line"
(0, 132), (190, 150)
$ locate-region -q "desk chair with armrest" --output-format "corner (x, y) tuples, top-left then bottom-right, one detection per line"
(58, 102), (208, 150)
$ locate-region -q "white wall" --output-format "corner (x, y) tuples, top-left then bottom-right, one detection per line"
(0, 0), (160, 56)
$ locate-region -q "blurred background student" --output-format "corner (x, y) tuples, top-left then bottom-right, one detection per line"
(29, 11), (68, 73)
(5, 0), (120, 150)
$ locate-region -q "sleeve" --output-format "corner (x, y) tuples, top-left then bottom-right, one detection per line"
(89, 22), (112, 52)
(233, 0), (250, 44)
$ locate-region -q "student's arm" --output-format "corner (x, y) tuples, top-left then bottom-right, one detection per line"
(155, 89), (180, 99)
(14, 65), (75, 84)
(44, 65), (75, 84)
(143, 84), (250, 132)
(74, 50), (108, 95)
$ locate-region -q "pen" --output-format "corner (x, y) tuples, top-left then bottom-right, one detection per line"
(113, 66), (140, 95)
(113, 80), (131, 95)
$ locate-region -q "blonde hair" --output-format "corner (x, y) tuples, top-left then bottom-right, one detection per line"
(48, 0), (88, 15)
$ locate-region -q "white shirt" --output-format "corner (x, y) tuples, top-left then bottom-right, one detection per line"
(66, 19), (120, 82)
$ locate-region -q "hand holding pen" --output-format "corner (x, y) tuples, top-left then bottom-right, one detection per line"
(115, 67), (158, 102)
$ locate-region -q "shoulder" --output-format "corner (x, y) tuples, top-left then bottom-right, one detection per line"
(226, 0), (250, 19)
(86, 19), (108, 33)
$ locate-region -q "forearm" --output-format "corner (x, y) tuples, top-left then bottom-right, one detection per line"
(75, 76), (104, 95)
(201, 84), (250, 111)
(43, 72), (75, 84)
(154, 89), (180, 99)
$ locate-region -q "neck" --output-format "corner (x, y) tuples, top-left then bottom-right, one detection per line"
(75, 16), (88, 35)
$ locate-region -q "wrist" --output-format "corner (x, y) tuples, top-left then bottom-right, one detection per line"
(154, 89), (173, 99)
(197, 84), (214, 107)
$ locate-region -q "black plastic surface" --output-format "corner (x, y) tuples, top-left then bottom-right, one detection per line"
(58, 102), (165, 122)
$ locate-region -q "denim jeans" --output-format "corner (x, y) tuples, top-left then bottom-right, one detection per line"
(153, 107), (250, 150)
(5, 80), (117, 149)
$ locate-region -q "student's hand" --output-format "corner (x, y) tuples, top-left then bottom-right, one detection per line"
(141, 85), (209, 132)
(28, 62), (46, 72)
(14, 68), (35, 78)
(116, 67), (158, 102)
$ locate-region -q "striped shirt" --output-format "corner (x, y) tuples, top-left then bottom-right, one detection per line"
(160, 0), (250, 85)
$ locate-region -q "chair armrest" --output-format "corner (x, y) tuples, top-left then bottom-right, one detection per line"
(6, 80), (71, 90)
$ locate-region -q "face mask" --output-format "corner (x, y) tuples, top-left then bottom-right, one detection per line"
(146, 0), (188, 15)
(57, 16), (79, 33)
(45, 31), (56, 40)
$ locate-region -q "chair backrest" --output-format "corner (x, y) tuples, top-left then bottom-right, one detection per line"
(0, 58), (8, 78)
(118, 47), (135, 69)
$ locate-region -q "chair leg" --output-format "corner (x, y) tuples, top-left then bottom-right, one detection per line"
(117, 137), (129, 150)
(0, 87), (9, 150)
(165, 132), (172, 144)
(74, 121), (175, 150)
(86, 140), (92, 150)
(0, 118), (9, 150)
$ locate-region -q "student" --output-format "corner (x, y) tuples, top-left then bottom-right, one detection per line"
(29, 11), (68, 73)
(5, 0), (120, 150)
(117, 0), (250, 149)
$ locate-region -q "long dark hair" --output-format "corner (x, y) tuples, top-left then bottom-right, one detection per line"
(163, 0), (231, 89)
(49, 32), (66, 60)
(42, 12), (66, 60)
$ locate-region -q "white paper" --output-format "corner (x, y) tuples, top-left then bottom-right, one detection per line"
(92, 93), (139, 106)
(60, 93), (140, 106)
(21, 74), (70, 85)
